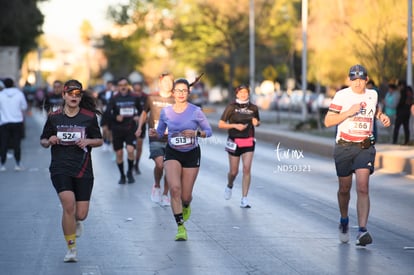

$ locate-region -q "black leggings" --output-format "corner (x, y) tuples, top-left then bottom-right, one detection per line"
(393, 112), (410, 144)
(0, 122), (24, 164)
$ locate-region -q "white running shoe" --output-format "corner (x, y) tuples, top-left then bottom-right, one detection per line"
(338, 223), (349, 243)
(0, 165), (6, 172)
(76, 221), (83, 237)
(63, 248), (78, 262)
(160, 195), (171, 206)
(151, 185), (162, 203)
(224, 186), (232, 200)
(240, 197), (251, 208)
(14, 165), (22, 171)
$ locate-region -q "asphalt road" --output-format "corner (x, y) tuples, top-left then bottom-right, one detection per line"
(0, 110), (413, 275)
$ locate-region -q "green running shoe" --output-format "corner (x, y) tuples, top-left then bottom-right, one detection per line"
(175, 225), (187, 241)
(183, 205), (191, 222)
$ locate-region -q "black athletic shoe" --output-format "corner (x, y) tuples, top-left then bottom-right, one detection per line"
(118, 175), (126, 184)
(356, 231), (373, 246)
(133, 163), (141, 174)
(127, 171), (135, 184)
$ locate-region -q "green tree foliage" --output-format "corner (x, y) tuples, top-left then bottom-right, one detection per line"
(102, 0), (300, 92)
(0, 0), (45, 62)
(173, 0), (251, 93)
(103, 0), (174, 80)
(101, 34), (142, 79)
(255, 0), (301, 82)
(308, 0), (408, 90)
(101, 0), (410, 92)
(172, 0), (300, 96)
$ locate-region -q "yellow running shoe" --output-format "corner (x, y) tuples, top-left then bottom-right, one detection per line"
(175, 225), (187, 241)
(183, 205), (191, 222)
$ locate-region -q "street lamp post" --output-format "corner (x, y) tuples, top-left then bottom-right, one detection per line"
(301, 0), (308, 120)
(249, 0), (255, 93)
(36, 47), (45, 87)
(408, 0), (412, 86)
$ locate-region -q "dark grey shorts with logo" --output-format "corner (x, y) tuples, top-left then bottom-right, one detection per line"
(333, 143), (376, 177)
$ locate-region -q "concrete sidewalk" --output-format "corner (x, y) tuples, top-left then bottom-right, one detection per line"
(204, 105), (414, 177)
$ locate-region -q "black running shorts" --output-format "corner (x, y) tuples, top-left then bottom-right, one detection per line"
(51, 174), (94, 201)
(164, 144), (201, 168)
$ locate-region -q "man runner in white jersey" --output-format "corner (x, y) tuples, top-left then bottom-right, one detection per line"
(324, 64), (390, 246)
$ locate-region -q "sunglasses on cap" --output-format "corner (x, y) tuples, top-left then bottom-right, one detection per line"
(64, 84), (82, 91)
(349, 71), (367, 80)
(65, 89), (83, 97)
(349, 71), (366, 77)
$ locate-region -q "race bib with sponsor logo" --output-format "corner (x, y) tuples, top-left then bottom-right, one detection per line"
(119, 107), (134, 117)
(348, 116), (372, 136)
(225, 139), (237, 153)
(170, 136), (194, 147)
(169, 132), (196, 150)
(57, 126), (85, 145)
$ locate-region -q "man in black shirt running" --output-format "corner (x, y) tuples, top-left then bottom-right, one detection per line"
(107, 77), (142, 184)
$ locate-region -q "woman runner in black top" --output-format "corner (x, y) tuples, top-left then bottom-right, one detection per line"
(40, 79), (103, 262)
(218, 85), (260, 208)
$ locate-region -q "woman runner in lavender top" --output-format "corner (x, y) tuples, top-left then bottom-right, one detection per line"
(149, 77), (212, 241)
(157, 103), (212, 152)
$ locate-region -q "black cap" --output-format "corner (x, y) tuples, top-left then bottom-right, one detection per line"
(348, 64), (368, 81)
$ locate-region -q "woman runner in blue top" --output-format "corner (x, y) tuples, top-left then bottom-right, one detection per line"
(149, 77), (212, 241)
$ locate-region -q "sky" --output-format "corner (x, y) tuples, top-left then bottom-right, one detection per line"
(39, 0), (129, 40)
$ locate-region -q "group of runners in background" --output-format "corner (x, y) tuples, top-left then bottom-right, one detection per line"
(38, 72), (261, 262)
